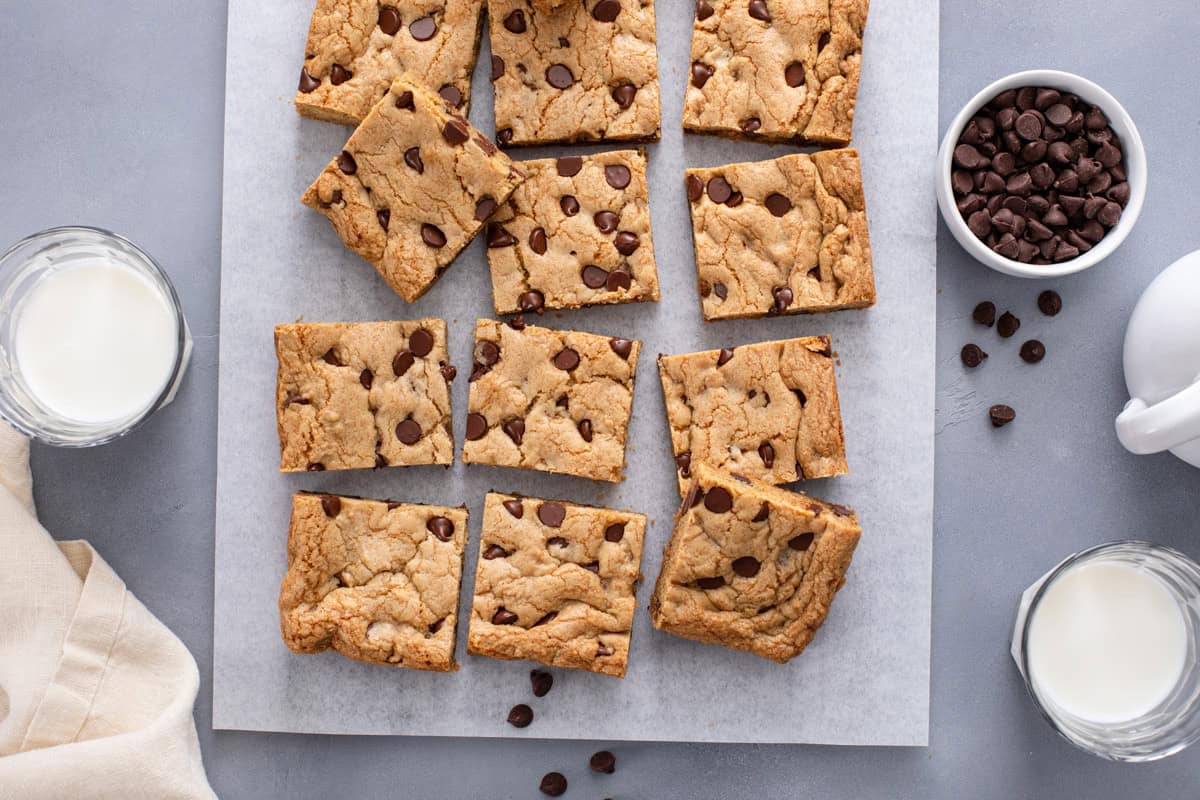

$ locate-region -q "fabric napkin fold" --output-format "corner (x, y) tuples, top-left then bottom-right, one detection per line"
(0, 425), (217, 799)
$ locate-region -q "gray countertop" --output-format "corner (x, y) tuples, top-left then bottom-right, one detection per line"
(5, 1), (1199, 797)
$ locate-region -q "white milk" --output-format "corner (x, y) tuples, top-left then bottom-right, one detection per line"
(14, 259), (178, 424)
(1027, 560), (1188, 723)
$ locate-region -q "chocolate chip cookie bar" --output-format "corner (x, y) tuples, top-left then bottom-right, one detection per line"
(467, 492), (646, 676)
(485, 150), (660, 314)
(295, 0), (485, 125)
(658, 335), (847, 493)
(686, 150), (874, 320)
(650, 464), (859, 662)
(487, 0), (661, 145)
(275, 319), (454, 472)
(462, 319), (641, 482)
(302, 75), (524, 302)
(683, 0), (868, 146)
(279, 493), (467, 670)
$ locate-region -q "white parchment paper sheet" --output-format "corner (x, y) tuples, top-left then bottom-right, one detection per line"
(214, 0), (937, 744)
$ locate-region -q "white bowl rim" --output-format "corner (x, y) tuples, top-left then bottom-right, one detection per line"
(936, 68), (1147, 279)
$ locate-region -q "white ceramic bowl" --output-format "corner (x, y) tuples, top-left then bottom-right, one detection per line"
(936, 69), (1147, 279)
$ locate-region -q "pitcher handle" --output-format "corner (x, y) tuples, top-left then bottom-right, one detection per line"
(1116, 376), (1200, 455)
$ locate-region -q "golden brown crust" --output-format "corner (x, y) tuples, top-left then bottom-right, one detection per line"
(274, 319), (453, 472)
(685, 150), (874, 320)
(657, 335), (848, 493)
(279, 493), (468, 671)
(467, 492), (646, 676)
(649, 463), (860, 663)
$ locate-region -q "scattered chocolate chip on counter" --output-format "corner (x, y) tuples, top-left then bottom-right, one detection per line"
(973, 300), (996, 327)
(997, 311), (1021, 338)
(961, 343), (988, 368)
(1038, 289), (1063, 316)
(1020, 340), (1046, 363)
(507, 703), (533, 728)
(590, 750), (616, 774)
(531, 668), (553, 697)
(540, 771), (568, 797)
(952, 87), (1128, 264)
(989, 404), (1016, 428)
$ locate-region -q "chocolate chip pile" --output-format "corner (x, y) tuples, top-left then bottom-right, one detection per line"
(952, 87), (1129, 264)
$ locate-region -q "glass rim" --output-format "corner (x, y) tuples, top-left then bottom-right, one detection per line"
(0, 225), (188, 446)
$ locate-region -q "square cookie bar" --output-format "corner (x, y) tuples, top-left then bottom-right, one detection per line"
(295, 0), (485, 125)
(279, 493), (468, 671)
(302, 75), (524, 302)
(487, 0), (661, 145)
(462, 319), (641, 482)
(467, 492), (646, 676)
(650, 464), (860, 662)
(275, 319), (454, 472)
(683, 0), (869, 146)
(485, 149), (659, 314)
(658, 335), (847, 493)
(686, 150), (874, 321)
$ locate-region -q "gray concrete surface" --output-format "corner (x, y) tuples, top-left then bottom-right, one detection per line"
(3, 1), (1198, 797)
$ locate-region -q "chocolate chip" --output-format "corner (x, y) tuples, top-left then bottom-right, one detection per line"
(604, 164), (632, 190)
(284, 393), (310, 406)
(503, 499), (524, 518)
(726, 191), (744, 207)
(748, 0), (770, 21)
(733, 556), (761, 577)
(547, 536), (568, 548)
(997, 311), (1020, 338)
(546, 64), (574, 89)
(961, 343), (988, 368)
(335, 150), (357, 175)
(606, 269), (632, 292)
(497, 128), (513, 145)
(491, 55), (505, 81)
(789, 532), (814, 551)
(409, 15), (436, 40)
(583, 561), (600, 574)
(475, 197), (502, 225)
(394, 90), (414, 109)
(409, 328), (434, 357)
(439, 85), (463, 108)
(440, 363), (456, 381)
(717, 347), (734, 366)
(675, 452), (692, 478)
(487, 224), (516, 248)
(533, 611), (557, 627)
(590, 750), (616, 774)
(519, 290), (545, 313)
(359, 368), (373, 389)
(503, 9), (526, 33)
(502, 418), (525, 445)
(1038, 290), (1062, 316)
(393, 350), (414, 376)
(427, 617), (444, 634)
(691, 61), (715, 88)
(322, 348), (343, 367)
(696, 0), (715, 18)
(697, 576), (725, 590)
(426, 516), (454, 541)
(752, 503), (770, 523)
(706, 176), (732, 203)
(685, 484), (704, 509)
(556, 156), (584, 178)
(1020, 340), (1045, 363)
(579, 265), (609, 289)
(604, 523), (625, 542)
(483, 544), (509, 559)
(989, 404), (1016, 427)
(784, 62), (807, 88)
(574, 418), (593, 442)
(418, 223), (449, 250)
(478, 341), (500, 365)
(538, 502), (566, 527)
(465, 413), (488, 440)
(686, 174), (704, 202)
(396, 418), (422, 444)
(770, 287), (794, 313)
(713, 282), (728, 300)
(330, 64), (352, 85)
(704, 486), (733, 513)
(442, 119), (470, 145)
(761, 192), (793, 216)
(553, 348), (580, 371)
(594, 210), (619, 233)
(612, 82), (637, 108)
(609, 338), (633, 359)
(321, 495), (341, 517)
(592, 0), (621, 21)
(298, 67), (320, 93)
(492, 607), (518, 625)
(612, 231), (639, 256)
(508, 704), (533, 728)
(540, 772), (567, 797)
(560, 195), (580, 216)
(531, 669), (553, 697)
(758, 441), (775, 467)
(527, 227), (548, 255)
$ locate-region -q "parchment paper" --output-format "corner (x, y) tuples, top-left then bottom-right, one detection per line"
(214, 0), (937, 744)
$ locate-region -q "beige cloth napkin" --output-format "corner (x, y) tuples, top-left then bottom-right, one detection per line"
(0, 426), (217, 799)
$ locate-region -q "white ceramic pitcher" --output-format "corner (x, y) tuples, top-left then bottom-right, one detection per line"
(1116, 250), (1200, 467)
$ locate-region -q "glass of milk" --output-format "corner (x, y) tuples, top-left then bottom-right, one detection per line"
(0, 227), (191, 446)
(1012, 541), (1200, 761)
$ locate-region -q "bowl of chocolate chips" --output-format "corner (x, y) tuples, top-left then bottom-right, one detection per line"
(937, 69), (1146, 278)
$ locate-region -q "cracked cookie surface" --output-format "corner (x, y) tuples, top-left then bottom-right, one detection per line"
(275, 319), (454, 472)
(487, 0), (661, 145)
(683, 0), (868, 146)
(649, 463), (860, 663)
(686, 149), (874, 320)
(295, 0), (486, 125)
(302, 75), (524, 302)
(467, 492), (646, 676)
(279, 493), (468, 671)
(486, 149), (660, 314)
(657, 335), (847, 493)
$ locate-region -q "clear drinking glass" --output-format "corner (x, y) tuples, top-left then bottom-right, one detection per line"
(0, 226), (192, 446)
(1012, 541), (1200, 761)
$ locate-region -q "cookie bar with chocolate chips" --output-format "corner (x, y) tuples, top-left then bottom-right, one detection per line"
(657, 335), (847, 493)
(279, 493), (468, 671)
(274, 319), (454, 472)
(485, 149), (659, 314)
(462, 319), (641, 482)
(467, 492), (646, 676)
(295, 0), (486, 125)
(650, 463), (860, 663)
(487, 0), (661, 145)
(683, 0), (869, 146)
(302, 75), (524, 302)
(685, 150), (874, 320)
